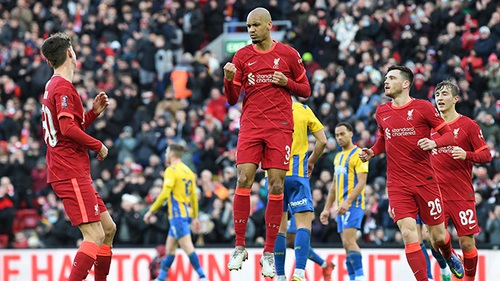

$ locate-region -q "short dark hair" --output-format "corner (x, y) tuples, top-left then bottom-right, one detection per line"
(335, 122), (353, 132)
(168, 143), (185, 158)
(435, 79), (460, 97)
(388, 65), (414, 86)
(41, 32), (72, 69)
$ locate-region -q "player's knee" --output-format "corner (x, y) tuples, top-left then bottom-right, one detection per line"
(105, 221), (117, 238)
(90, 227), (106, 246)
(460, 238), (475, 252)
(267, 182), (284, 194)
(400, 228), (417, 242)
(236, 175), (253, 187)
(342, 238), (357, 250)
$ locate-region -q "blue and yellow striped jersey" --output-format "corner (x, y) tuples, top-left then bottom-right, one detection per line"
(286, 102), (324, 177)
(150, 161), (199, 220)
(333, 146), (369, 209)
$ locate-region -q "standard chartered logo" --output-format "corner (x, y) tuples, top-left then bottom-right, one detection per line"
(248, 73), (255, 85)
(386, 127), (416, 138)
(247, 73), (274, 85)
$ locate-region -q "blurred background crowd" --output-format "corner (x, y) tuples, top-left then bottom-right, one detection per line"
(0, 0), (500, 250)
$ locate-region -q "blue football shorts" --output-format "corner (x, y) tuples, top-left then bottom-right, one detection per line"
(337, 207), (364, 233)
(168, 217), (192, 239)
(283, 176), (314, 214)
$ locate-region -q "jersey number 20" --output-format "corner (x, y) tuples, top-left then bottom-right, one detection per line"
(41, 104), (58, 147)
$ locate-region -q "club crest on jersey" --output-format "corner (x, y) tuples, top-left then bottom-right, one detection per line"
(273, 58), (280, 69)
(453, 128), (460, 138)
(407, 109), (414, 120)
(385, 128), (391, 140)
(248, 73), (255, 85)
(61, 95), (68, 108)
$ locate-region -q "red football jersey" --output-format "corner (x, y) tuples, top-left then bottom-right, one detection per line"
(41, 75), (92, 182)
(374, 99), (446, 187)
(430, 115), (489, 201)
(230, 41), (306, 131)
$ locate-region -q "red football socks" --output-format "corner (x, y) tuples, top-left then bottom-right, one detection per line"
(95, 244), (113, 281)
(68, 241), (99, 281)
(436, 232), (453, 259)
(405, 242), (428, 281)
(234, 187), (251, 247)
(264, 193), (284, 253)
(463, 247), (478, 281)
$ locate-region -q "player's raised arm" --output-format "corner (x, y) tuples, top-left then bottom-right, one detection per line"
(223, 62), (241, 105)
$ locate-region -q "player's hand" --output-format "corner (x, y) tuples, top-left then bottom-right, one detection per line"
(191, 218), (201, 233)
(337, 201), (349, 216)
(417, 138), (437, 151)
(307, 161), (314, 177)
(223, 62), (236, 81)
(96, 143), (108, 162)
(143, 210), (153, 224)
(451, 146), (467, 160)
(320, 209), (330, 225)
(359, 148), (374, 162)
(92, 92), (109, 115)
(271, 71), (288, 87)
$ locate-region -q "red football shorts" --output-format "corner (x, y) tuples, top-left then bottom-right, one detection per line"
(444, 199), (479, 236)
(51, 178), (107, 226)
(236, 127), (292, 170)
(388, 182), (444, 225)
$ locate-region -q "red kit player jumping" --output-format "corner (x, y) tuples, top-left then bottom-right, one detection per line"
(223, 7), (310, 279)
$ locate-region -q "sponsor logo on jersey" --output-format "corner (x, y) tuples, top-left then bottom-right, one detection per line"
(386, 127), (416, 138)
(289, 198), (308, 207)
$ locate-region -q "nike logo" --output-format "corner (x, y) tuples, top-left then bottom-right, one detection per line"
(433, 215), (442, 220)
(465, 268), (475, 272)
(248, 61), (257, 66)
(431, 132), (438, 136)
(383, 116), (391, 121)
(284, 161), (289, 165)
(469, 224), (477, 230)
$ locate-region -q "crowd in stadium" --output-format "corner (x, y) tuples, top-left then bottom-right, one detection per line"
(0, 0), (500, 250)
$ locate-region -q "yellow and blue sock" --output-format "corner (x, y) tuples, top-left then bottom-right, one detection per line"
(348, 250), (364, 278)
(431, 247), (448, 269)
(346, 254), (356, 281)
(295, 228), (310, 270)
(188, 252), (206, 278)
(157, 254), (175, 281)
(274, 233), (287, 276)
(421, 243), (433, 280)
(308, 246), (325, 266)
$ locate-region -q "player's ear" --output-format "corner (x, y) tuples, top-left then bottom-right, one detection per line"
(403, 80), (411, 89)
(67, 48), (73, 58)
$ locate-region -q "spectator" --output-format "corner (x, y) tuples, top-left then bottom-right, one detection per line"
(486, 205), (500, 247)
(474, 26), (497, 65)
(114, 193), (146, 245)
(0, 177), (16, 246)
(475, 191), (491, 243)
(182, 0), (205, 55)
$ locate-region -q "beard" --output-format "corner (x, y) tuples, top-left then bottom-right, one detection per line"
(251, 38), (262, 44)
